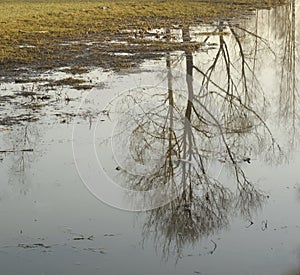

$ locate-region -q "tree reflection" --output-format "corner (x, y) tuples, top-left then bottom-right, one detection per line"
(102, 1), (297, 260)
(275, 0), (298, 149)
(142, 25), (273, 260)
(0, 124), (40, 196)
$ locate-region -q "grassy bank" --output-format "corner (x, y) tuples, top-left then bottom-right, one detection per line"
(0, 0), (288, 70)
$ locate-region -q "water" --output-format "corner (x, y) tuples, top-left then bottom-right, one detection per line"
(0, 2), (300, 275)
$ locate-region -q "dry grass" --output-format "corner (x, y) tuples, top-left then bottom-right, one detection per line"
(0, 0), (289, 68)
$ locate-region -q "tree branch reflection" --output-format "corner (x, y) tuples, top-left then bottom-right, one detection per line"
(104, 2), (297, 260)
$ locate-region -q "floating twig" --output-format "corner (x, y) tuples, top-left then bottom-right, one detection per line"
(246, 220), (254, 228)
(0, 149), (33, 153)
(261, 220), (268, 231)
(208, 240), (217, 255)
(73, 235), (94, 241)
(18, 243), (51, 249)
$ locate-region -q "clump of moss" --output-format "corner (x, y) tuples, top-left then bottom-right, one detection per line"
(54, 77), (85, 86)
(72, 84), (95, 90)
(61, 66), (90, 75)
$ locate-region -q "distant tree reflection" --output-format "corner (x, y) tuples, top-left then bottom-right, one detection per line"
(0, 124), (40, 196)
(275, 0), (299, 149)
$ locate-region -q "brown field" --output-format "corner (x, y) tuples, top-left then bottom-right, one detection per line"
(0, 0), (288, 70)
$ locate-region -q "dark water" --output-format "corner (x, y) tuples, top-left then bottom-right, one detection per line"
(0, 2), (300, 275)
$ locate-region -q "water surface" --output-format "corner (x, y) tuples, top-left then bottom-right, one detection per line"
(0, 2), (300, 275)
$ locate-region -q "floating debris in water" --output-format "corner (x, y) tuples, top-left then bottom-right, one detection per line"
(83, 247), (107, 254)
(18, 243), (51, 249)
(73, 235), (94, 241)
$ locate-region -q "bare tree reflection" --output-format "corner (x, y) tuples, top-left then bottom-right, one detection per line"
(0, 122), (41, 196)
(275, 0), (299, 149)
(101, 2), (297, 261)
(107, 27), (278, 260)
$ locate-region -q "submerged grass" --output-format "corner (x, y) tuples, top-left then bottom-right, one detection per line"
(0, 0), (288, 70)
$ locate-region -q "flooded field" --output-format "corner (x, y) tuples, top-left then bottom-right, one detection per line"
(1, 2), (300, 275)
